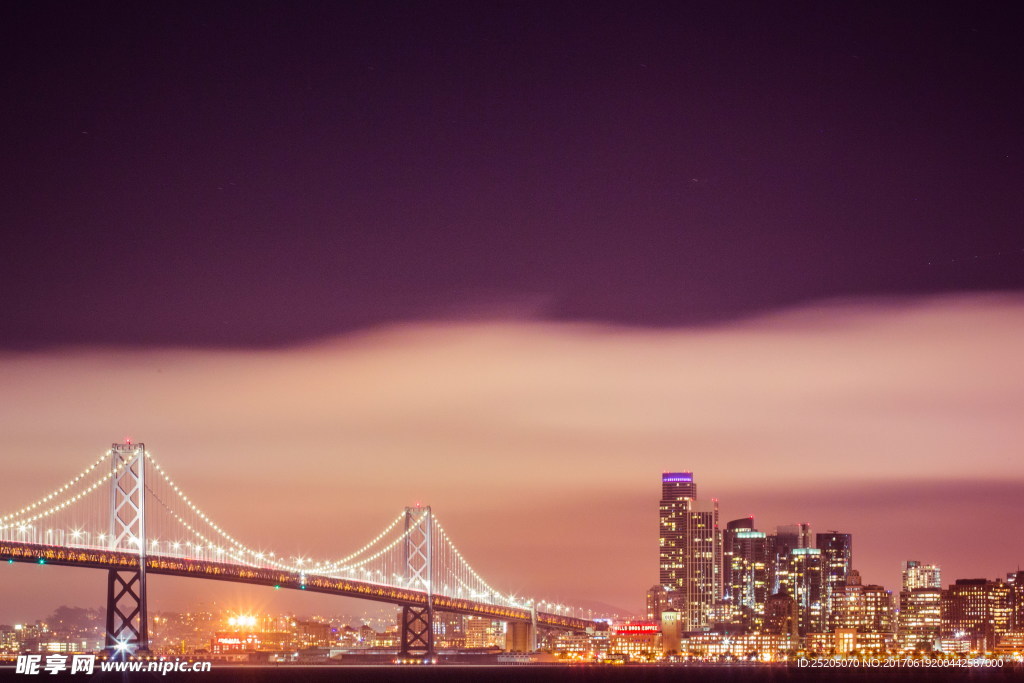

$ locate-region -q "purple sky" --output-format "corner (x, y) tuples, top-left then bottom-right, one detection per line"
(1, 3), (1022, 622)
(2, 3), (1022, 347)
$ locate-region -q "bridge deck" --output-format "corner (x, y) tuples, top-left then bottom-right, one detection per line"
(0, 541), (594, 631)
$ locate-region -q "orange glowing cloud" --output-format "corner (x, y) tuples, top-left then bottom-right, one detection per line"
(0, 293), (1022, 617)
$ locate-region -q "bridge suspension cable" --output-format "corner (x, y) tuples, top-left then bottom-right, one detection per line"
(0, 450), (111, 525)
(0, 445), (591, 620)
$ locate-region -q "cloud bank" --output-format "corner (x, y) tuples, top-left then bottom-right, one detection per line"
(1, 293), (1021, 617)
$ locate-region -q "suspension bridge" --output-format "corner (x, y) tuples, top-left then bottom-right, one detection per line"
(0, 442), (596, 659)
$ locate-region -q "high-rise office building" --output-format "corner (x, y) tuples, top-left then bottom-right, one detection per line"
(1010, 571), (1024, 629)
(776, 548), (825, 634)
(940, 579), (1012, 651)
(658, 472), (722, 632)
(729, 530), (769, 632)
(898, 588), (942, 651)
(831, 570), (893, 634)
(902, 561), (941, 592)
(646, 585), (670, 621)
(723, 516), (755, 599)
(816, 531), (852, 628)
(767, 523), (812, 594)
(776, 523), (813, 551)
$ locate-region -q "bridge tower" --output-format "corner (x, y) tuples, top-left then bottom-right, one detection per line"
(104, 441), (149, 658)
(400, 505), (434, 659)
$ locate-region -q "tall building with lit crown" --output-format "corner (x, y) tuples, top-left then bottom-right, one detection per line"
(903, 561), (941, 591)
(940, 579), (1012, 652)
(776, 548), (825, 635)
(898, 588), (942, 651)
(658, 472), (722, 632)
(816, 532), (852, 628)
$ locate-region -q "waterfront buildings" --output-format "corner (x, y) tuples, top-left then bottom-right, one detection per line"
(830, 570), (894, 635)
(898, 587), (942, 651)
(940, 578), (1012, 651)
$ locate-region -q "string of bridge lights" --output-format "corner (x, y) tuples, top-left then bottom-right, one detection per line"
(143, 484), (276, 568)
(147, 452), (546, 609)
(0, 448), (584, 618)
(146, 451), (278, 565)
(0, 458), (127, 530)
(432, 516), (509, 603)
(147, 450), (414, 573)
(316, 523), (417, 574)
(0, 450), (111, 523)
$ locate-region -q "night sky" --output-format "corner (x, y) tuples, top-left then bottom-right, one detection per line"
(3, 2), (1022, 349)
(1, 3), (1023, 621)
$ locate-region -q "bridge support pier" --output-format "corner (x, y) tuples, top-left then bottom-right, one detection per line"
(505, 621), (536, 653)
(399, 605), (434, 659)
(104, 442), (149, 659)
(105, 569), (149, 657)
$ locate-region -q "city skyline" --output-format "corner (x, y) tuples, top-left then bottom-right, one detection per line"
(2, 459), (1022, 661)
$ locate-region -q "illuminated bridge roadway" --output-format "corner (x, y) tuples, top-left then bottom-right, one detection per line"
(0, 442), (598, 659)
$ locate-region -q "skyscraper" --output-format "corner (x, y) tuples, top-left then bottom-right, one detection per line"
(902, 561), (941, 591)
(776, 548), (825, 634)
(767, 523), (812, 594)
(658, 472), (722, 632)
(723, 516), (755, 599)
(1010, 571), (1024, 629)
(898, 588), (942, 651)
(726, 529), (769, 632)
(646, 584), (670, 621)
(816, 531), (852, 628)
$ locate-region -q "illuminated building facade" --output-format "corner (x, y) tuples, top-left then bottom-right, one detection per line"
(465, 617), (504, 649)
(762, 592), (799, 638)
(726, 529), (768, 632)
(608, 621), (661, 662)
(722, 517), (755, 598)
(658, 472), (722, 632)
(776, 548), (824, 635)
(433, 611), (466, 649)
(898, 588), (942, 651)
(1010, 570), (1024, 629)
(767, 523), (812, 594)
(816, 531), (852, 628)
(903, 561), (941, 591)
(680, 631), (796, 659)
(646, 584), (670, 621)
(551, 630), (603, 661)
(940, 579), (1012, 651)
(831, 571), (893, 634)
